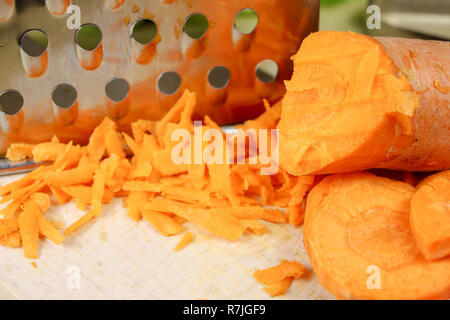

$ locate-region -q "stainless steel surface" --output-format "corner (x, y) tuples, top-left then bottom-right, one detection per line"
(0, 0), (319, 163)
(0, 158), (40, 176)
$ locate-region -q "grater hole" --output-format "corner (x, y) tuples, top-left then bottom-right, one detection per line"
(20, 29), (48, 57)
(52, 84), (77, 109)
(131, 19), (158, 45)
(208, 66), (231, 89)
(183, 13), (209, 39)
(234, 8), (259, 34)
(106, 78), (130, 102)
(0, 90), (24, 115)
(75, 24), (102, 51)
(256, 59), (279, 83)
(157, 72), (181, 96)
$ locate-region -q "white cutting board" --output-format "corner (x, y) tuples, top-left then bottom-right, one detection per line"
(0, 173), (334, 300)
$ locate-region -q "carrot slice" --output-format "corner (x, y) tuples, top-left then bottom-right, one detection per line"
(64, 162), (106, 235)
(44, 164), (97, 186)
(0, 219), (19, 236)
(60, 185), (92, 204)
(30, 193), (51, 212)
(286, 204), (305, 227)
(142, 210), (184, 236)
(87, 117), (116, 161)
(129, 161), (152, 179)
(241, 219), (267, 236)
(303, 172), (450, 299)
(19, 200), (40, 259)
(217, 207), (286, 224)
(105, 129), (125, 159)
(0, 232), (21, 248)
(49, 186), (72, 205)
(126, 191), (149, 221)
(61, 185), (113, 205)
(254, 260), (304, 297)
(1, 181), (46, 205)
(38, 215), (65, 244)
(123, 182), (210, 204)
(32, 142), (67, 162)
(0, 200), (21, 219)
(410, 170), (450, 260)
(144, 199), (245, 241)
(254, 260), (305, 285)
(263, 277), (294, 297)
(174, 232), (194, 251)
(6, 143), (34, 161)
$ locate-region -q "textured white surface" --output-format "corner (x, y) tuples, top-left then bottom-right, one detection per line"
(0, 173), (334, 300)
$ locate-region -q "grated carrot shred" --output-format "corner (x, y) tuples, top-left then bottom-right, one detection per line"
(0, 90), (311, 289)
(254, 260), (305, 297)
(174, 232), (194, 251)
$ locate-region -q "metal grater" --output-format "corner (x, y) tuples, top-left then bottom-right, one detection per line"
(0, 0), (319, 173)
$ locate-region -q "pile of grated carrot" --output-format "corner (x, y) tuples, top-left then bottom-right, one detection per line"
(0, 90), (309, 296)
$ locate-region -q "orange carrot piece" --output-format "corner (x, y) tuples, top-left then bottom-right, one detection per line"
(123, 133), (139, 155)
(410, 170), (450, 260)
(174, 232), (194, 251)
(87, 117), (116, 161)
(38, 215), (65, 244)
(64, 210), (97, 235)
(129, 161), (152, 179)
(60, 185), (91, 204)
(52, 143), (84, 170)
(220, 207), (286, 224)
(254, 260), (305, 285)
(61, 185), (113, 205)
(105, 129), (125, 159)
(126, 191), (149, 221)
(64, 163), (106, 235)
(1, 181), (46, 205)
(44, 164), (97, 186)
(142, 210), (184, 236)
(0, 165), (48, 197)
(6, 143), (34, 161)
(123, 181), (210, 204)
(0, 200), (21, 219)
(286, 204), (305, 227)
(30, 193), (51, 212)
(155, 90), (194, 146)
(0, 232), (21, 248)
(263, 277), (294, 297)
(49, 185), (72, 205)
(279, 31), (449, 175)
(19, 200), (40, 259)
(241, 219), (267, 236)
(304, 172), (450, 299)
(0, 219), (19, 236)
(144, 199), (245, 241)
(32, 142), (67, 163)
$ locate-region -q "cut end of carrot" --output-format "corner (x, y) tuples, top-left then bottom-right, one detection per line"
(304, 172), (450, 300)
(278, 31), (421, 176)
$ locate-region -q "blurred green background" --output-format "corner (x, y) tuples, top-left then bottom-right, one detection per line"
(320, 0), (368, 34)
(319, 0), (450, 40)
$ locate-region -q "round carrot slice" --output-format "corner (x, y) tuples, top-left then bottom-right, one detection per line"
(410, 170), (450, 261)
(303, 172), (450, 300)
